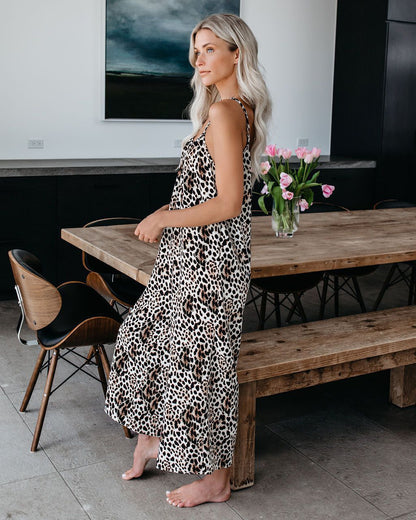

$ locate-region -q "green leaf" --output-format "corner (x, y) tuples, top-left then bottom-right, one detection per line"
(258, 195), (268, 215)
(269, 165), (279, 182)
(310, 170), (320, 183)
(271, 185), (282, 200)
(261, 172), (272, 183)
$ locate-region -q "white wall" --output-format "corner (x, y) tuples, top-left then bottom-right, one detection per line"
(0, 0), (337, 160)
(242, 0), (337, 152)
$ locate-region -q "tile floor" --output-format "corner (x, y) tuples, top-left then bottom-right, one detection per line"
(0, 264), (415, 520)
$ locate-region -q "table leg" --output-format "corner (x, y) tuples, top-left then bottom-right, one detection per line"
(390, 364), (416, 407)
(231, 381), (256, 490)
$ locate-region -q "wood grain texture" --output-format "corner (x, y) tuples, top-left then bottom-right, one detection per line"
(256, 349), (416, 397)
(62, 225), (155, 285)
(237, 306), (416, 384)
(9, 251), (62, 330)
(231, 381), (256, 490)
(62, 208), (416, 284)
(389, 364), (416, 407)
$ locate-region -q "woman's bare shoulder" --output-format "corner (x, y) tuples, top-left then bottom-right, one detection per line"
(208, 99), (246, 128)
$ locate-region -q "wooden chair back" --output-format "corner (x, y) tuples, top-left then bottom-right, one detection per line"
(8, 249), (62, 331)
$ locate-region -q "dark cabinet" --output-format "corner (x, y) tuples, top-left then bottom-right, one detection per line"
(331, 0), (416, 202)
(0, 177), (57, 299)
(56, 173), (175, 284)
(1, 172), (176, 299)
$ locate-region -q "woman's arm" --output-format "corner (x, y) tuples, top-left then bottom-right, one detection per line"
(135, 100), (246, 243)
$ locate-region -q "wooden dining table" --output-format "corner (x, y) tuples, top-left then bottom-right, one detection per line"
(61, 208), (416, 285)
(61, 208), (416, 490)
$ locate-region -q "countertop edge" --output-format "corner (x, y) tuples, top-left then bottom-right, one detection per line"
(0, 157), (377, 178)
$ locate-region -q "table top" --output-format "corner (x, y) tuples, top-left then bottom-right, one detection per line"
(61, 208), (416, 285)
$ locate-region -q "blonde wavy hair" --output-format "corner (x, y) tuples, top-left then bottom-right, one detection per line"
(186, 13), (272, 179)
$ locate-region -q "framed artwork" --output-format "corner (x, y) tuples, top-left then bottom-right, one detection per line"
(105, 0), (240, 120)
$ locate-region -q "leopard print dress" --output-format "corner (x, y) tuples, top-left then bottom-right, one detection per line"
(105, 98), (252, 475)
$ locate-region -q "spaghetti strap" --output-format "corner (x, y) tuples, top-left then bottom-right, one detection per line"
(230, 97), (250, 146)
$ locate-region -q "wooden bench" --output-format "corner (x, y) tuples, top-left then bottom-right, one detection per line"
(231, 306), (416, 490)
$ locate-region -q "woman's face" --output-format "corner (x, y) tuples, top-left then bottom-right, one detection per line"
(193, 28), (238, 88)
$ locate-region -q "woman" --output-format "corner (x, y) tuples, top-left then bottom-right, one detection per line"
(105, 13), (271, 508)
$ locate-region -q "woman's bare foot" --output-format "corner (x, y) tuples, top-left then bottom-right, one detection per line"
(122, 434), (160, 480)
(166, 468), (231, 508)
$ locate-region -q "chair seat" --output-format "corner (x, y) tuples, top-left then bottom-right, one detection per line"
(253, 271), (324, 293)
(38, 282), (122, 348)
(100, 273), (144, 306)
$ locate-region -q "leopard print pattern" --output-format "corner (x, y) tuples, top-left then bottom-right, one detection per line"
(105, 98), (252, 475)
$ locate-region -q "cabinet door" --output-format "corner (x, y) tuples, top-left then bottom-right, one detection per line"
(0, 177), (57, 298)
(380, 21), (416, 201)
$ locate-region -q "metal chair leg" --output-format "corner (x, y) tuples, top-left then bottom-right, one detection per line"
(293, 292), (308, 322)
(274, 293), (281, 327)
(92, 345), (107, 397)
(31, 349), (59, 452)
(351, 276), (367, 312)
(20, 348), (47, 413)
(334, 275), (340, 317)
(258, 291), (267, 330)
(373, 264), (396, 310)
(319, 273), (329, 319)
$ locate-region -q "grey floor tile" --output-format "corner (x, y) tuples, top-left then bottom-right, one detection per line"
(269, 408), (416, 517)
(228, 427), (388, 520)
(0, 473), (89, 520)
(0, 392), (55, 485)
(392, 512), (416, 519)
(8, 381), (135, 472)
(0, 301), (44, 395)
(61, 458), (242, 520)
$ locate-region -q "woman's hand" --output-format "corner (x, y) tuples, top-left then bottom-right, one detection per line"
(134, 204), (169, 243)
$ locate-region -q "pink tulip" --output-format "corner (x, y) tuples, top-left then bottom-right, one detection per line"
(299, 199), (309, 211)
(304, 153), (314, 164)
(322, 184), (335, 198)
(279, 172), (292, 189)
(260, 161), (271, 174)
(265, 144), (277, 156)
(282, 189), (294, 200)
(276, 148), (284, 158)
(281, 148), (292, 160)
(295, 147), (307, 159)
(311, 147), (321, 159)
(261, 183), (269, 195)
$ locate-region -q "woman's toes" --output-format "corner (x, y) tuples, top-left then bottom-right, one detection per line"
(121, 470), (134, 480)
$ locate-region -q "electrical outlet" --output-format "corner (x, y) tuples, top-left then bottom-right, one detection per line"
(174, 139), (182, 148)
(28, 139), (44, 149)
(297, 138), (309, 147)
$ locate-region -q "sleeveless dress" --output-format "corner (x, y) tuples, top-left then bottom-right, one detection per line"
(105, 98), (252, 475)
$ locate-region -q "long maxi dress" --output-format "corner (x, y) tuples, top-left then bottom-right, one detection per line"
(105, 98), (252, 475)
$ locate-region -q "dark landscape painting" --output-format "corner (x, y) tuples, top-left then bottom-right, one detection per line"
(105, 0), (240, 120)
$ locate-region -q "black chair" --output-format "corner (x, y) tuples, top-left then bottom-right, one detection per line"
(309, 203), (378, 319)
(249, 271), (324, 329)
(372, 200), (416, 309)
(82, 217), (145, 314)
(8, 249), (131, 451)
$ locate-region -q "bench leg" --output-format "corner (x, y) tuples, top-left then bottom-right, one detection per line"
(231, 381), (256, 490)
(390, 364), (416, 408)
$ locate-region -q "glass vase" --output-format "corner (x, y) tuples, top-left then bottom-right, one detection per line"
(271, 197), (300, 238)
